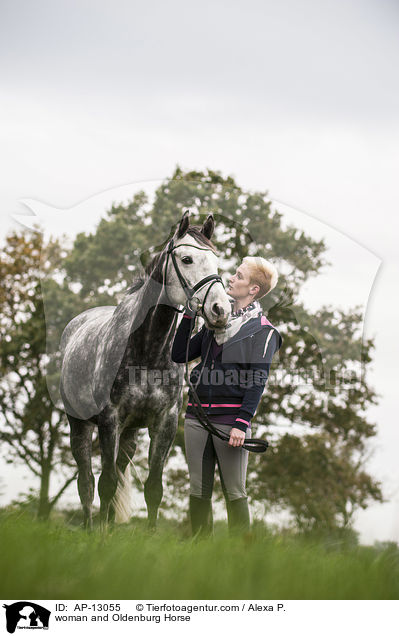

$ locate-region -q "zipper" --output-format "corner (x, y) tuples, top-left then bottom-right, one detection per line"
(221, 322), (264, 351)
(207, 352), (215, 414)
(191, 334), (211, 404)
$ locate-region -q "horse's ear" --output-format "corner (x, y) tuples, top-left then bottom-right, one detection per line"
(201, 214), (214, 240)
(177, 209), (190, 238)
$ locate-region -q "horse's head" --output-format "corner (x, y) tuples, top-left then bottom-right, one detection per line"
(164, 211), (231, 328)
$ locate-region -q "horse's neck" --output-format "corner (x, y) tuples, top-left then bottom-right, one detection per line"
(111, 277), (179, 365)
(145, 301), (179, 361)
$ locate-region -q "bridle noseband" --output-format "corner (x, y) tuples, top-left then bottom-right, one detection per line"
(163, 236), (269, 454)
(162, 237), (225, 315)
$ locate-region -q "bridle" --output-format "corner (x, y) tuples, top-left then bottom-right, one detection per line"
(162, 236), (224, 315)
(163, 236), (269, 454)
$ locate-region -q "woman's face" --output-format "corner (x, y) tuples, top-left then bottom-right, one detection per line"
(227, 263), (254, 299)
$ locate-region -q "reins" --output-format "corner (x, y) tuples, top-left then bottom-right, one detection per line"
(162, 235), (268, 454)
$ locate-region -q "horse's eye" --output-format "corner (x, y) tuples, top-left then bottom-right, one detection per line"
(182, 256), (193, 264)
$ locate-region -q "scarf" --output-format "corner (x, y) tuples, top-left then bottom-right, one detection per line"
(212, 299), (262, 345)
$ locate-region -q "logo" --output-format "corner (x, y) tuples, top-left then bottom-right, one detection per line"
(2, 603), (51, 633)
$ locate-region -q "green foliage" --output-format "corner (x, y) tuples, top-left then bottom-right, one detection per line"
(249, 432), (383, 531)
(63, 191), (152, 297)
(0, 231), (79, 519)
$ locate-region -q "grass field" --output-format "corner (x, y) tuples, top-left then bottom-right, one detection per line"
(0, 511), (398, 600)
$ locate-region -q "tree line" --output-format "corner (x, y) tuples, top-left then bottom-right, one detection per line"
(0, 167), (383, 529)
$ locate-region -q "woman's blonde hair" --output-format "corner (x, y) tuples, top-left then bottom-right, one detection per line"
(243, 256), (278, 300)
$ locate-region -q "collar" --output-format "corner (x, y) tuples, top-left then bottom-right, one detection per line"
(230, 299), (257, 318)
(209, 313), (276, 349)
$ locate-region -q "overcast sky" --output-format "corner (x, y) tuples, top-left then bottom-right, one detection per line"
(1, 0), (398, 544)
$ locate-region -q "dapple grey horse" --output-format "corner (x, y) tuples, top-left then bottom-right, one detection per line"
(59, 211), (231, 529)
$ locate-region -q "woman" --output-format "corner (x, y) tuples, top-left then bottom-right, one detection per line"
(171, 256), (282, 536)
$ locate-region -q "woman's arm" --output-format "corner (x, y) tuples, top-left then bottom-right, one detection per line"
(171, 315), (206, 363)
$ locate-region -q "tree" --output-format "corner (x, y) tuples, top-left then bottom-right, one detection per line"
(0, 230), (81, 519)
(58, 166), (383, 530)
(250, 432), (382, 531)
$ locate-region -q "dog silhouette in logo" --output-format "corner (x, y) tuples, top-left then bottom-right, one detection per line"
(2, 602), (50, 633)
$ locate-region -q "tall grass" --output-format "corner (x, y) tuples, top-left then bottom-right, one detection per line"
(0, 511), (398, 600)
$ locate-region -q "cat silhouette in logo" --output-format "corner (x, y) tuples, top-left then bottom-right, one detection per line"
(19, 606), (37, 627)
(2, 602), (50, 633)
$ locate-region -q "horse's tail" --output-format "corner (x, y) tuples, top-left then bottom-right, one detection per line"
(112, 465), (133, 524)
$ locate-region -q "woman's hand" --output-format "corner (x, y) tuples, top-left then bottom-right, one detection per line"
(228, 427), (246, 447)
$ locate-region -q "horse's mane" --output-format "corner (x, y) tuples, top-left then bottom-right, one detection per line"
(125, 226), (218, 296)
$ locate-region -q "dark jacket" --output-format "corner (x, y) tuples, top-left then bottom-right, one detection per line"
(171, 312), (282, 431)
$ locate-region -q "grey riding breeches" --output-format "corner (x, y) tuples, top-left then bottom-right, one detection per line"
(184, 415), (250, 501)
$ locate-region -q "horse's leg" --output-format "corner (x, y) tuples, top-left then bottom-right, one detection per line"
(97, 406), (119, 529)
(68, 415), (95, 531)
(144, 411), (178, 529)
